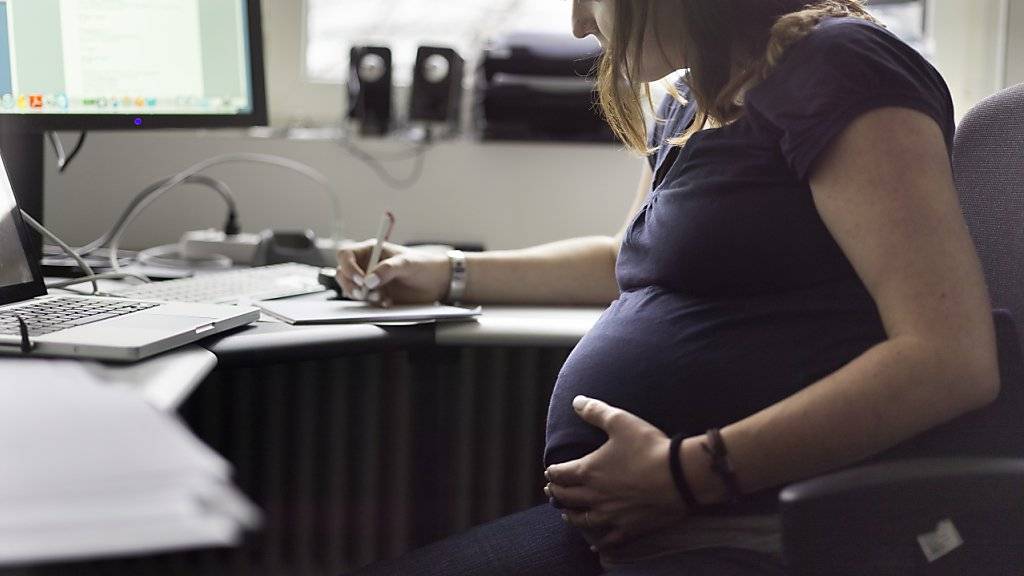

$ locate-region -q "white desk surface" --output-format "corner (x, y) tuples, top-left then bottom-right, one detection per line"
(435, 305), (605, 347)
(81, 345), (218, 412)
(1, 345), (216, 413)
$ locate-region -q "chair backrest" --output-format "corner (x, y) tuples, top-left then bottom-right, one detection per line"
(954, 83), (1024, 345)
(780, 86), (1024, 576)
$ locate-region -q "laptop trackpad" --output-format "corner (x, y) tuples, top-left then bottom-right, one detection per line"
(103, 313), (214, 332)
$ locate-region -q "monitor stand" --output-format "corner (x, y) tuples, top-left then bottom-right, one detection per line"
(0, 130), (45, 262)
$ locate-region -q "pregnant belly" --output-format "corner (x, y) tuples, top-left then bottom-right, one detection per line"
(543, 285), (883, 467)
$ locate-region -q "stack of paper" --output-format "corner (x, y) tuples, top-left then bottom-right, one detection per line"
(0, 360), (259, 566)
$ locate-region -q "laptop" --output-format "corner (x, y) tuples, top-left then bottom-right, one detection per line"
(0, 155), (259, 362)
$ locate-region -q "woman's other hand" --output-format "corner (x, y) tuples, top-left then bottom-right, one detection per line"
(336, 240), (450, 307)
(545, 396), (688, 553)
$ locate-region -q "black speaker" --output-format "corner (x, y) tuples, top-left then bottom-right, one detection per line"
(347, 46), (392, 136)
(409, 46), (464, 126)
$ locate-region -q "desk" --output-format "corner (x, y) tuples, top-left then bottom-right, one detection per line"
(203, 320), (434, 368)
(202, 306), (602, 363)
(15, 305), (604, 576)
(83, 344), (218, 411)
(436, 305), (604, 347)
(193, 306), (603, 573)
(2, 344), (216, 413)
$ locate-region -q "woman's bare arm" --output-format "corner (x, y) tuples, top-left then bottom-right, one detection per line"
(681, 108), (1000, 502)
(461, 162), (654, 305)
(338, 162), (654, 306)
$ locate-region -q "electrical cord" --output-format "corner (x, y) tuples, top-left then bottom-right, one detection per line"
(21, 210), (98, 293)
(20, 209), (149, 294)
(338, 137), (429, 190)
(47, 131), (89, 173)
(70, 173), (240, 257)
(335, 125), (432, 188)
(107, 153), (343, 274)
(46, 272), (150, 292)
(135, 243), (233, 271)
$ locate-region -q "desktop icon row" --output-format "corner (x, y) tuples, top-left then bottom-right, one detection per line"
(0, 94), (244, 112)
(1, 93), (69, 110)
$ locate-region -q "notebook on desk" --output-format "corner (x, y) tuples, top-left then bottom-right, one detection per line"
(257, 299), (482, 325)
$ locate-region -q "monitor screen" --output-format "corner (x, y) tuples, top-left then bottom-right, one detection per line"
(0, 0), (265, 130)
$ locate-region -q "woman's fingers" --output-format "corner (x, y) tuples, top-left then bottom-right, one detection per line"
(562, 509), (611, 531)
(596, 529), (627, 551)
(573, 395), (638, 434)
(336, 246), (369, 296)
(545, 458), (589, 487)
(366, 255), (408, 290)
(546, 482), (600, 509)
(338, 239), (402, 300)
(335, 269), (357, 299)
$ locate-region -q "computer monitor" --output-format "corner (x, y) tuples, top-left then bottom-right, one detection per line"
(0, 0), (267, 253)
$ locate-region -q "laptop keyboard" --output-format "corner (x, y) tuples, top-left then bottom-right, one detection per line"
(0, 297), (159, 336)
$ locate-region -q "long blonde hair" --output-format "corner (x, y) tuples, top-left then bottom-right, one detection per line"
(596, 0), (879, 153)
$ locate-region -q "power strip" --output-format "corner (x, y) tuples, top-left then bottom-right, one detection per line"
(179, 229), (341, 267)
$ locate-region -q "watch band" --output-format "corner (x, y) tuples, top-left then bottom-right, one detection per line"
(445, 249), (467, 305)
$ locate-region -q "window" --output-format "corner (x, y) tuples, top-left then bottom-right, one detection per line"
(869, 0), (931, 58)
(304, 0), (931, 85)
(304, 0), (573, 85)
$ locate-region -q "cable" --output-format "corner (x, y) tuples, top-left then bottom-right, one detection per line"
(20, 209), (99, 294)
(46, 272), (149, 292)
(71, 173), (241, 257)
(335, 124), (433, 190)
(107, 153), (344, 274)
(338, 137), (429, 190)
(47, 131), (88, 173)
(136, 243), (233, 271)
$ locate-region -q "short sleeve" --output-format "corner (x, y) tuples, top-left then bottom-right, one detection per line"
(745, 18), (954, 181)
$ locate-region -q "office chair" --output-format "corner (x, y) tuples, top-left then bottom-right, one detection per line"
(779, 83), (1024, 575)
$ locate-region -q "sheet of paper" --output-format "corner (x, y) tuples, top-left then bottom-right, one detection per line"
(0, 359), (226, 500)
(0, 358), (258, 565)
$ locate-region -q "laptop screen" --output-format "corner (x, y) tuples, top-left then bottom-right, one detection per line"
(0, 149), (44, 305)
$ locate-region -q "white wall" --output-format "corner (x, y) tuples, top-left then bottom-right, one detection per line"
(43, 132), (641, 251)
(928, 0), (1012, 118)
(1006, 0), (1024, 86)
(263, 0), (341, 127)
(42, 0), (1020, 254)
(42, 0), (641, 252)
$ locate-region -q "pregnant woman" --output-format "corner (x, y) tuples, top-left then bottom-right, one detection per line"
(338, 0), (999, 573)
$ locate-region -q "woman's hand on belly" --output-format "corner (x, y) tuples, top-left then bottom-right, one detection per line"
(545, 395), (689, 553)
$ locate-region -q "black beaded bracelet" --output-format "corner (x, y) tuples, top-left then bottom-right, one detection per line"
(701, 428), (742, 504)
(668, 433), (699, 508)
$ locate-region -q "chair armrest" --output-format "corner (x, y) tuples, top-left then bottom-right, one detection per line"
(779, 458), (1024, 575)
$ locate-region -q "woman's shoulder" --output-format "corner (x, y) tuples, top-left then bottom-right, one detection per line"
(744, 16), (954, 180)
(799, 16), (899, 51)
(746, 14), (951, 121)
(764, 16), (937, 84)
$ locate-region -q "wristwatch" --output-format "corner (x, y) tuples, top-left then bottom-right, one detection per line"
(445, 249), (467, 305)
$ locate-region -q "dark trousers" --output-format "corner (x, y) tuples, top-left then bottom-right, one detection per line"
(347, 504), (787, 575)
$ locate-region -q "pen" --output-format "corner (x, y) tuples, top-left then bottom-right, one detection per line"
(365, 211), (396, 277)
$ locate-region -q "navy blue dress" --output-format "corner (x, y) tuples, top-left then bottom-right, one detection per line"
(545, 17), (955, 515)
